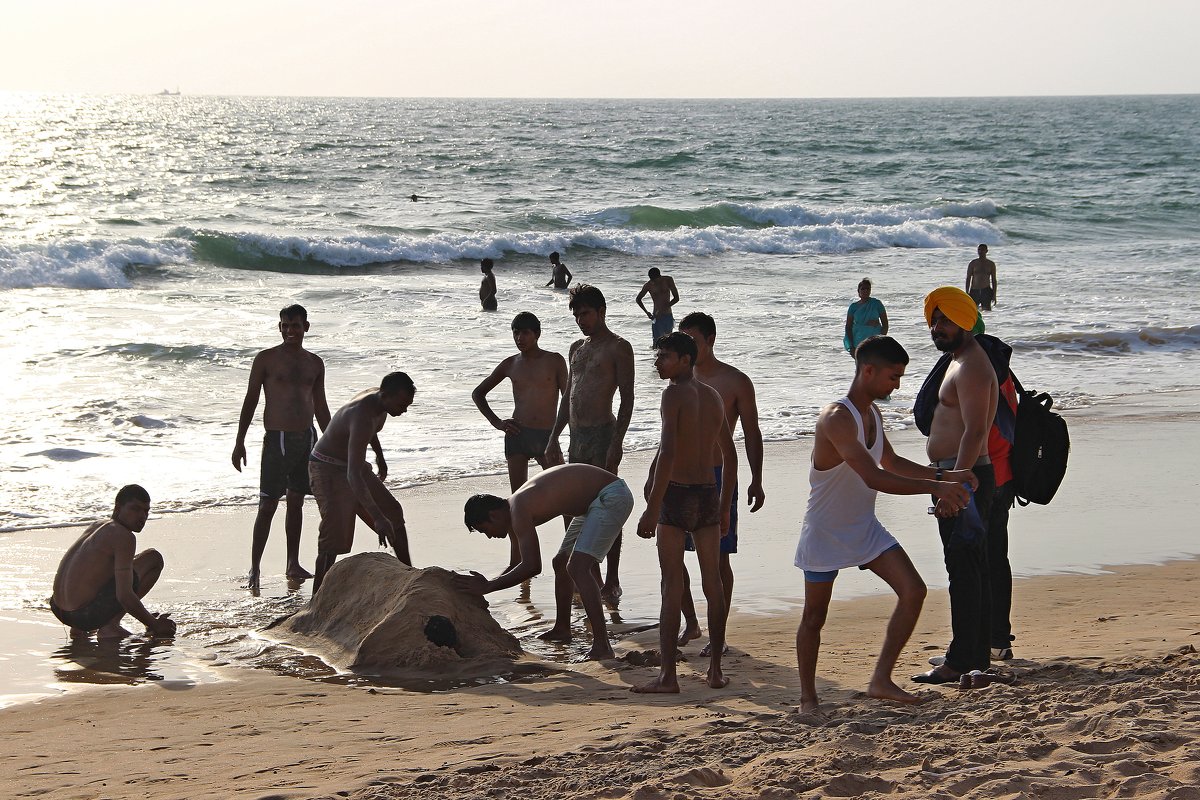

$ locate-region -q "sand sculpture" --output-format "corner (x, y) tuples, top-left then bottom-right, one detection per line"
(270, 552), (523, 676)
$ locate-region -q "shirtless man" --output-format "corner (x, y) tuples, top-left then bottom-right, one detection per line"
(676, 312), (766, 656)
(965, 244), (997, 311)
(472, 312), (568, 568)
(456, 464), (634, 660)
(50, 485), (176, 640)
(479, 258), (498, 311)
(547, 284), (634, 603)
(633, 332), (737, 693)
(635, 267), (680, 346)
(232, 304), (333, 592)
(912, 287), (999, 685)
(308, 372), (416, 593)
(795, 336), (975, 712)
(545, 252), (572, 289)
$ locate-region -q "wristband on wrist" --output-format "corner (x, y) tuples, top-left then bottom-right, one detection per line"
(935, 468), (944, 481)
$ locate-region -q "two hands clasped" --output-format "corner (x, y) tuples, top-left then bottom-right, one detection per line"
(930, 469), (980, 518)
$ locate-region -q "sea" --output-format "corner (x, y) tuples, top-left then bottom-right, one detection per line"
(3, 93), (1198, 531)
(2, 93), (1200, 703)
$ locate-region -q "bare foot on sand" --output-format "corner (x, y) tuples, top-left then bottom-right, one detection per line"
(585, 642), (616, 661)
(706, 668), (730, 689)
(868, 679), (928, 705)
(798, 697), (820, 714)
(246, 567), (261, 593)
(631, 675), (680, 694)
(286, 564), (313, 580)
(699, 641), (730, 658)
(538, 626), (572, 643)
(677, 622), (702, 647)
(601, 584), (623, 607)
(97, 623), (132, 640)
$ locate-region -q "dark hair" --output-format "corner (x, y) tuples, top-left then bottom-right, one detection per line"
(854, 335), (909, 369)
(648, 267), (661, 279)
(464, 494), (508, 530)
(549, 251), (560, 261)
(858, 278), (871, 292)
(654, 330), (697, 364)
(481, 258), (494, 270)
(511, 312), (541, 334)
(678, 311), (715, 340)
(568, 283), (605, 312)
(115, 484), (151, 507)
(380, 372), (416, 394)
(978, 243), (988, 253)
(280, 304), (307, 321)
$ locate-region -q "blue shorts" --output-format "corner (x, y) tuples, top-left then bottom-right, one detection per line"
(558, 479), (635, 561)
(685, 465), (738, 554)
(651, 314), (674, 344)
(803, 542), (902, 583)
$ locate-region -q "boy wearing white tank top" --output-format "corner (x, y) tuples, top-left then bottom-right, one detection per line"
(794, 336), (976, 713)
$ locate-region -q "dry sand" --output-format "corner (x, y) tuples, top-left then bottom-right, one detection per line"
(4, 391), (1200, 799)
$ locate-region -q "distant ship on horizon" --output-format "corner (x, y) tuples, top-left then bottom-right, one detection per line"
(156, 88), (181, 96)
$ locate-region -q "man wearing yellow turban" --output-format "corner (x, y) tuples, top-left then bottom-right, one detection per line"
(911, 287), (998, 685)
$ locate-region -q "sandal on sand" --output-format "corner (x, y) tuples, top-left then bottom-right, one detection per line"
(912, 668), (959, 685)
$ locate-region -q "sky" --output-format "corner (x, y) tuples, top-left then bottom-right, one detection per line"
(3, 0), (1198, 98)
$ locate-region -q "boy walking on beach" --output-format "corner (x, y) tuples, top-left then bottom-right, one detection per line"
(635, 268), (680, 346)
(676, 312), (766, 657)
(50, 484), (177, 640)
(633, 332), (737, 693)
(472, 312), (568, 568)
(794, 336), (975, 712)
(457, 463), (635, 660)
(308, 372), (416, 593)
(547, 284), (634, 604)
(913, 287), (998, 684)
(232, 304), (332, 592)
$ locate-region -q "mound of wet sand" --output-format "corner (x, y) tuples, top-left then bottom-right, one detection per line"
(270, 552), (522, 676)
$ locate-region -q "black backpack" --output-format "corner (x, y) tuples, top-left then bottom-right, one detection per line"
(1009, 373), (1070, 505)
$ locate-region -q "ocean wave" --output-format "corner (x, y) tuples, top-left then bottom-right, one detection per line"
(0, 238), (191, 290)
(1014, 325), (1200, 355)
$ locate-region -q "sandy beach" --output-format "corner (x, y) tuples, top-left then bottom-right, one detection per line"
(3, 391), (1200, 799)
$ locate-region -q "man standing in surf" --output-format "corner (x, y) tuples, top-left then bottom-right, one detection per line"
(965, 244), (997, 311)
(635, 267), (680, 346)
(232, 304), (333, 593)
(546, 284), (634, 604)
(545, 251), (573, 289)
(479, 258), (498, 311)
(633, 331), (737, 694)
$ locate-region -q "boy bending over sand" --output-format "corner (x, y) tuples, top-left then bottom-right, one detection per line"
(457, 463), (634, 661)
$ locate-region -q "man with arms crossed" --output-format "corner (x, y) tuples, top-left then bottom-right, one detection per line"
(232, 304), (334, 592)
(308, 372), (416, 593)
(633, 332), (737, 693)
(547, 284), (634, 604)
(795, 336), (974, 712)
(472, 312), (568, 569)
(50, 484), (176, 640)
(635, 267), (680, 346)
(965, 244), (997, 311)
(913, 287), (998, 684)
(456, 463), (634, 661)
(676, 312), (766, 656)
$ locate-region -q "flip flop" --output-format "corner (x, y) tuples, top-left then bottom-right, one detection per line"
(911, 668), (959, 685)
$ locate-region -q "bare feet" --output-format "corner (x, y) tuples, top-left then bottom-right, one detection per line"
(799, 697), (820, 713)
(868, 678), (928, 705)
(698, 641), (730, 658)
(585, 642), (616, 661)
(97, 623), (132, 640)
(600, 584), (623, 607)
(69, 627), (92, 640)
(246, 567), (261, 593)
(631, 675), (680, 694)
(286, 564), (313, 580)
(677, 621), (702, 647)
(706, 667), (730, 689)
(538, 626), (572, 643)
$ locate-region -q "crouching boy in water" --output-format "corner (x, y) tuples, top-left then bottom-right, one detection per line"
(456, 463), (634, 660)
(50, 484), (176, 640)
(794, 336), (976, 712)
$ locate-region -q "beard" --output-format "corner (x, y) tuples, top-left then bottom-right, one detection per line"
(932, 329), (965, 352)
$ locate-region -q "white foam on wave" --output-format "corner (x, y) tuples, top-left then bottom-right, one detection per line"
(0, 238), (190, 290)
(727, 198), (999, 228)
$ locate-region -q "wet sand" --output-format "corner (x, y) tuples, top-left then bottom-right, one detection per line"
(2, 391), (1200, 798)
